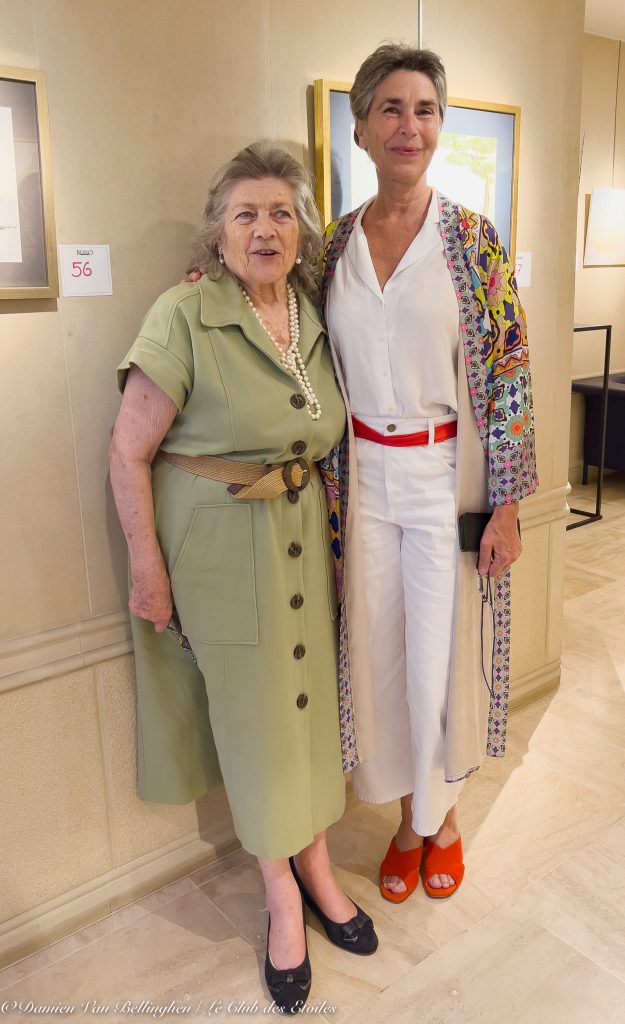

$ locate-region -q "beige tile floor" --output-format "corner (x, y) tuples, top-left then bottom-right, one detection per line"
(2, 477), (625, 1023)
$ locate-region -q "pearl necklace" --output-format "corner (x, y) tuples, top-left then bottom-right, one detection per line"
(240, 283), (322, 421)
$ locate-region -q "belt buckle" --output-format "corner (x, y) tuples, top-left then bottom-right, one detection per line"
(282, 457), (310, 492)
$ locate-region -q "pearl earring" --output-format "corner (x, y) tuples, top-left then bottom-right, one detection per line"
(295, 256), (302, 265)
(218, 248), (225, 265)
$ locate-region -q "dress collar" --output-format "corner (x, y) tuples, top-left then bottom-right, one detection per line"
(199, 270), (324, 365)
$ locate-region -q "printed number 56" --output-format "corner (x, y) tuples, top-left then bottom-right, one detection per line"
(71, 261), (92, 277)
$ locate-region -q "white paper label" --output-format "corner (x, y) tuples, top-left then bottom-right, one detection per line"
(59, 245), (113, 296)
(514, 251), (532, 288)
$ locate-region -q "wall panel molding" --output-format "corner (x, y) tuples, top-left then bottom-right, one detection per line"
(519, 482), (569, 527)
(0, 483), (569, 694)
(0, 612), (132, 693)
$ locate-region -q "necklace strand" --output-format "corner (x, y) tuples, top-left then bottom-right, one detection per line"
(239, 283), (322, 421)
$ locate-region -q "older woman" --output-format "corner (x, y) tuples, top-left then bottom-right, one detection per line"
(319, 44), (538, 902)
(110, 142), (377, 1015)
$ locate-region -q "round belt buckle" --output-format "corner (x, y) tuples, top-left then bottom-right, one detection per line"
(282, 457), (310, 492)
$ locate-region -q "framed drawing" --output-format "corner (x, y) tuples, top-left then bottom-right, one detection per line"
(313, 82), (520, 257)
(0, 65), (58, 299)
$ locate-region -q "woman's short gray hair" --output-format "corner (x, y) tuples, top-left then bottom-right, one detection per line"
(350, 43), (447, 144)
(192, 141), (323, 298)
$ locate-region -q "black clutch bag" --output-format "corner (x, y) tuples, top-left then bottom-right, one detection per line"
(458, 512), (521, 552)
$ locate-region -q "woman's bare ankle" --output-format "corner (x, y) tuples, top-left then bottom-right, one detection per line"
(394, 823), (423, 851)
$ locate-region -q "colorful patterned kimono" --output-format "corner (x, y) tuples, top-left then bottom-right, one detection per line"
(318, 193), (538, 779)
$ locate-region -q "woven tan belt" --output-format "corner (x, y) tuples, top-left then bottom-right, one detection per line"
(158, 450), (314, 500)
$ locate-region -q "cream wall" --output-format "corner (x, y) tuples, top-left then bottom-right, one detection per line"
(0, 0), (583, 965)
(570, 33), (625, 478)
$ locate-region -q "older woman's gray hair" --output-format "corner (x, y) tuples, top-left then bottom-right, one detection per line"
(350, 43), (447, 145)
(192, 141), (323, 298)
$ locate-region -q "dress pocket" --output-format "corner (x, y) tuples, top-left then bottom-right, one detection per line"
(171, 504), (258, 645)
(318, 488), (339, 621)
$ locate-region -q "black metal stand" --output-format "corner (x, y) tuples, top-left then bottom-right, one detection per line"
(567, 323), (612, 530)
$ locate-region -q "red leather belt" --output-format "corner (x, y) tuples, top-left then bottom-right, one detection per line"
(352, 416), (458, 447)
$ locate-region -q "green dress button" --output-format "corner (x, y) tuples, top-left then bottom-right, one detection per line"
(293, 644), (306, 659)
(296, 693), (309, 709)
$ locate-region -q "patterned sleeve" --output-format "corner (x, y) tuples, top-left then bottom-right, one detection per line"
(478, 219), (539, 506)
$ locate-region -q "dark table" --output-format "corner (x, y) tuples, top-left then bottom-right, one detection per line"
(568, 323), (612, 530)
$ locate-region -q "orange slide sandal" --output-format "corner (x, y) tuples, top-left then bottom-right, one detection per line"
(378, 838), (423, 904)
(422, 836), (465, 899)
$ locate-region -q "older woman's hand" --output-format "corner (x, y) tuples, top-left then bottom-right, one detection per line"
(129, 560), (173, 633)
(179, 266), (206, 285)
(477, 503), (522, 578)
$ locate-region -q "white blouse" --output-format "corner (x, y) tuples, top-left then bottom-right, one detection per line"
(326, 190), (460, 420)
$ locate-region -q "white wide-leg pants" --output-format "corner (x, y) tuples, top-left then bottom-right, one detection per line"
(351, 414), (464, 837)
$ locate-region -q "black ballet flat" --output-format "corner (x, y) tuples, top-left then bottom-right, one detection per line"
(265, 896), (311, 1015)
(289, 856), (378, 956)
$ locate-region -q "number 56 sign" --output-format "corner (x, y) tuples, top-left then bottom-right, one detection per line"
(58, 244), (113, 296)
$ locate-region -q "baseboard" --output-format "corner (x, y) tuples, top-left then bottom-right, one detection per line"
(509, 658), (561, 710)
(0, 830), (240, 970)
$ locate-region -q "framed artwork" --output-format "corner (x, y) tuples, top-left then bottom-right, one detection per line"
(313, 82), (520, 257)
(583, 187), (625, 267)
(0, 65), (58, 299)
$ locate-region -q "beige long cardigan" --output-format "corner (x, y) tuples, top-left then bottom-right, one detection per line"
(320, 193), (538, 784)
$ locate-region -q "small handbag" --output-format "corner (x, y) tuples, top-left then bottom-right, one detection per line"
(457, 511), (521, 552)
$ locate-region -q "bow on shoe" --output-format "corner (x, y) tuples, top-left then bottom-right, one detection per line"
(288, 856), (378, 956)
(340, 909), (375, 944)
(268, 965), (311, 993)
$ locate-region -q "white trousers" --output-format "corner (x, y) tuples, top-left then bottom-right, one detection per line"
(351, 415), (465, 836)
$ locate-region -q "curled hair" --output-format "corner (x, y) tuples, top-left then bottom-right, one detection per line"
(191, 141), (323, 298)
(350, 43), (447, 144)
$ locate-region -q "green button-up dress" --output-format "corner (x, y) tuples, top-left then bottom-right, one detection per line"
(117, 272), (347, 859)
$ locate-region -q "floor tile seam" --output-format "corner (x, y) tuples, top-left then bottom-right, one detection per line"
(330, 991), (383, 1024)
(355, 892), (625, 1014)
(494, 816), (621, 898)
(350, 895), (535, 1010)
(567, 524), (625, 541)
(373, 890), (514, 992)
(562, 560), (621, 583)
(562, 607), (625, 633)
(185, 853), (250, 890)
(463, 789), (623, 899)
(594, 812), (625, 850)
(0, 884), (217, 992)
(508, 819), (625, 885)
(532, 726), (625, 766)
(523, 717), (625, 766)
(507, 900), (625, 988)
(591, 834), (625, 867)
(195, 886), (267, 951)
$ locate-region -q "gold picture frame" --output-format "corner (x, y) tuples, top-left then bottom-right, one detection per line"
(313, 81), (520, 258)
(0, 65), (59, 300)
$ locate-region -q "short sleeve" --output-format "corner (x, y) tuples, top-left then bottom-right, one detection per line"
(117, 287), (196, 411)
